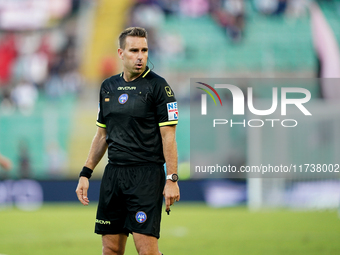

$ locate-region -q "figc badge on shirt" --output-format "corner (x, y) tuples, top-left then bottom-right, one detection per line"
(118, 93), (129, 104)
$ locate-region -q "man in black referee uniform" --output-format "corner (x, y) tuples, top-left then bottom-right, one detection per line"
(76, 27), (180, 255)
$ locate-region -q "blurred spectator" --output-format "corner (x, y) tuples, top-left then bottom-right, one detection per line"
(45, 34), (82, 98)
(275, 0), (288, 15)
(18, 139), (31, 179)
(224, 0), (245, 41)
(13, 33), (49, 89)
(0, 34), (17, 85)
(179, 0), (210, 18)
(130, 2), (165, 28)
(286, 0), (309, 18)
(310, 1), (340, 99)
(0, 88), (15, 115)
(254, 0), (288, 16)
(157, 0), (180, 16)
(158, 33), (185, 60)
(211, 0), (245, 42)
(71, 0), (82, 16)
(128, 1), (166, 58)
(11, 80), (38, 116)
(254, 0), (279, 15)
(45, 74), (64, 99)
(62, 67), (83, 94)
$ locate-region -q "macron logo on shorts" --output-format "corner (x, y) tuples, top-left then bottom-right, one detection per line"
(167, 102), (178, 121)
(135, 211), (147, 223)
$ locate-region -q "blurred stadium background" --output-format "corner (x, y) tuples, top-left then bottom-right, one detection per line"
(1, 0), (340, 254)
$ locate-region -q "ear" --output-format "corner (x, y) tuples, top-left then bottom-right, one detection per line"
(118, 48), (124, 60)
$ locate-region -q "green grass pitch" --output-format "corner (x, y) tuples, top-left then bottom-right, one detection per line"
(1, 203), (340, 255)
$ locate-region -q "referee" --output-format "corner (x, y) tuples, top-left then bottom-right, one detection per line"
(76, 27), (180, 255)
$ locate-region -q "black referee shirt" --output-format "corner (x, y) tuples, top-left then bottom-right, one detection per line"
(96, 67), (178, 165)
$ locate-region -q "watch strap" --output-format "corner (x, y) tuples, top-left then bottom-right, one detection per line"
(166, 173), (178, 182)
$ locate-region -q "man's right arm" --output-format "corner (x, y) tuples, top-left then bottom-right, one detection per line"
(84, 126), (108, 170)
(75, 127), (108, 205)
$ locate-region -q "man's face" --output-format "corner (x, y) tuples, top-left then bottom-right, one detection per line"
(118, 36), (148, 77)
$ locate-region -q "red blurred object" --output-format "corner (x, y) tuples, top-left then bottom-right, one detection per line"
(0, 34), (17, 85)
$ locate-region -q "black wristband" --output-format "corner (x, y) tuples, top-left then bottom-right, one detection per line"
(79, 166), (93, 179)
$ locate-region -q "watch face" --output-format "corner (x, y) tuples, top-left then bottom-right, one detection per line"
(172, 174), (178, 182)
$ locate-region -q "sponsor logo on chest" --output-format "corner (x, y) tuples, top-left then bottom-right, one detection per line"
(118, 86), (136, 90)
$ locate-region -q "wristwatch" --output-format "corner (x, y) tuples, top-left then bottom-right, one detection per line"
(166, 173), (179, 182)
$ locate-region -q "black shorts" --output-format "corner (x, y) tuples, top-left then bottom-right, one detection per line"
(95, 163), (165, 239)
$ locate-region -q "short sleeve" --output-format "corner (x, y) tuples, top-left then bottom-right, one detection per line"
(96, 84), (106, 128)
(153, 78), (178, 127)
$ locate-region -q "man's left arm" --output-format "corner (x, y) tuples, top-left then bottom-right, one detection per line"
(160, 125), (180, 212)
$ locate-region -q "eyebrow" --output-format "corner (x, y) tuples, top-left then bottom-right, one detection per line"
(129, 47), (148, 51)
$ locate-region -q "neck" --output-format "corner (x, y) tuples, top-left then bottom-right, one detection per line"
(123, 69), (145, 82)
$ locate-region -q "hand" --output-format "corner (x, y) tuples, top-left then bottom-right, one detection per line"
(163, 181), (180, 212)
(75, 177), (90, 206)
(0, 156), (12, 171)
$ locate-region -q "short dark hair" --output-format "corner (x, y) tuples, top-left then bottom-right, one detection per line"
(119, 27), (148, 49)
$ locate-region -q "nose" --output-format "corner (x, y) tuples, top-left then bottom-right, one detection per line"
(137, 51), (144, 60)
